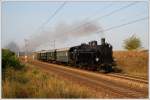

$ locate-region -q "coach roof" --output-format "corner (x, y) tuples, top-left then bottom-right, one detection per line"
(56, 47), (70, 52)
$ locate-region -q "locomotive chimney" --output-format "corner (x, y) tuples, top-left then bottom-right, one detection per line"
(101, 38), (105, 45)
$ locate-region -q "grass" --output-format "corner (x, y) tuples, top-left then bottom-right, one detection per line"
(113, 50), (148, 78)
(2, 64), (97, 98)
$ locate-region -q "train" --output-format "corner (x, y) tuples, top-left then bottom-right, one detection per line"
(34, 38), (116, 72)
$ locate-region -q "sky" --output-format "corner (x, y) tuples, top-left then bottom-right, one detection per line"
(1, 1), (149, 51)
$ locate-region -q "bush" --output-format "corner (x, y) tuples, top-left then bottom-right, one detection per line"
(2, 49), (24, 80)
(123, 35), (141, 50)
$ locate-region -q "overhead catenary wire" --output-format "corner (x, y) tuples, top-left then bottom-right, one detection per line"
(64, 1), (138, 34)
(29, 1), (145, 50)
(38, 1), (67, 31)
(41, 2), (113, 33)
(79, 2), (114, 23)
(28, 1), (67, 51)
(37, 2), (113, 49)
(68, 17), (148, 49)
(59, 1), (141, 47)
(89, 1), (138, 22)
(29, 1), (67, 35)
(44, 2), (114, 49)
(96, 17), (148, 33)
(35, 1), (137, 37)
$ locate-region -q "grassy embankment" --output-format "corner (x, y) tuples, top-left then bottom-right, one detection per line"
(2, 49), (97, 98)
(113, 50), (148, 78)
(3, 65), (97, 98)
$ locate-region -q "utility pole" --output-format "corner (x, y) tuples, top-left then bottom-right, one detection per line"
(50, 40), (55, 50)
(17, 52), (19, 58)
(54, 40), (55, 49)
(24, 39), (28, 62)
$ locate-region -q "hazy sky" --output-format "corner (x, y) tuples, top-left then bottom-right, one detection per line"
(2, 1), (149, 51)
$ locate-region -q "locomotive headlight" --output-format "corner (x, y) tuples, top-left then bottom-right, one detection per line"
(96, 57), (99, 62)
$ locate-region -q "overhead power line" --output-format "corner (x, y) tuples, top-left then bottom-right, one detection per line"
(28, 1), (66, 50)
(96, 17), (148, 33)
(81, 2), (114, 23)
(37, 1), (67, 32)
(64, 2), (114, 33)
(54, 2), (113, 36)
(90, 1), (138, 22)
(64, 1), (138, 35)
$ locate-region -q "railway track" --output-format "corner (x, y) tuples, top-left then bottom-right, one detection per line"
(107, 73), (148, 84)
(59, 63), (148, 84)
(72, 66), (148, 84)
(29, 60), (148, 98)
(112, 73), (147, 80)
(63, 64), (148, 85)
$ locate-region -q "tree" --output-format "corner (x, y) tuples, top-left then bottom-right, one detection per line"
(123, 35), (141, 50)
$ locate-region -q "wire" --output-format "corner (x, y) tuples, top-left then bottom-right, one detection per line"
(64, 1), (138, 34)
(96, 17), (148, 33)
(68, 17), (148, 48)
(81, 2), (114, 23)
(91, 1), (138, 22)
(28, 1), (66, 50)
(37, 1), (67, 32)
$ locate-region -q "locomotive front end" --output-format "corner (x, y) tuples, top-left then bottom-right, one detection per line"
(97, 38), (116, 72)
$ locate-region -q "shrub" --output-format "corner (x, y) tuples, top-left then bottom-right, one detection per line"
(2, 49), (24, 80)
(2, 49), (24, 70)
(123, 35), (141, 50)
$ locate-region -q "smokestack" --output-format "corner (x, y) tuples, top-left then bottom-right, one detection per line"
(101, 38), (105, 45)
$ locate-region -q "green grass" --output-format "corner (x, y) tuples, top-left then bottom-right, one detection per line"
(2, 65), (97, 98)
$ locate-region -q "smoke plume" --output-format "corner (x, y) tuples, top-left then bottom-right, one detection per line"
(5, 41), (20, 54)
(26, 21), (104, 51)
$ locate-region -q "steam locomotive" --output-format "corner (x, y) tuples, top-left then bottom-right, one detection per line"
(35, 38), (116, 72)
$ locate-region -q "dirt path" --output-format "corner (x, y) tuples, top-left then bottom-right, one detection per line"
(28, 60), (148, 98)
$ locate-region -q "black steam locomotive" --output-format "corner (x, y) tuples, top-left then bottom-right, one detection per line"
(35, 38), (116, 72)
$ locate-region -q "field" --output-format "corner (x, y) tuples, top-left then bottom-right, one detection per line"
(113, 50), (148, 78)
(2, 64), (97, 98)
(2, 50), (148, 98)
